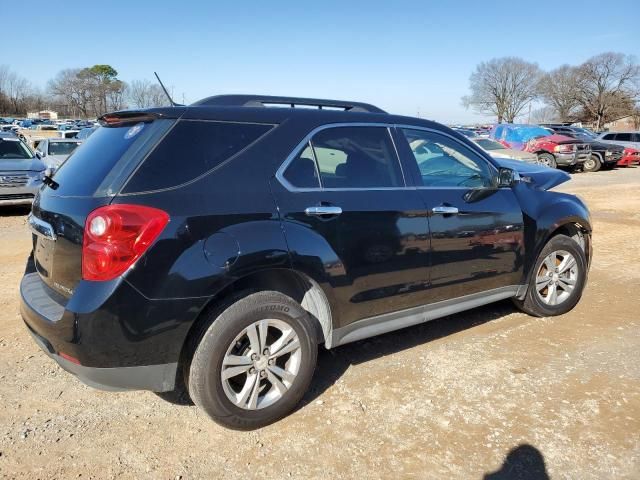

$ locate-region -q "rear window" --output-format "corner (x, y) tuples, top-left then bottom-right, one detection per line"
(122, 120), (273, 193)
(48, 141), (79, 156)
(51, 119), (175, 197)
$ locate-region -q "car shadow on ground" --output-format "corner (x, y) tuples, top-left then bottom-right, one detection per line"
(157, 299), (520, 409)
(302, 299), (518, 405)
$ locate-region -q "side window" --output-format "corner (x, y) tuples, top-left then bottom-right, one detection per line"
(615, 133), (632, 142)
(123, 120), (272, 193)
(602, 134), (615, 140)
(493, 126), (503, 140)
(310, 126), (402, 189)
(282, 143), (320, 189)
(401, 128), (494, 188)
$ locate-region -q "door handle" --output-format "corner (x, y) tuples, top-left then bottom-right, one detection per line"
(431, 205), (459, 215)
(304, 206), (343, 217)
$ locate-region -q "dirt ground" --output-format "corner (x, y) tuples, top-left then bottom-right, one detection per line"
(1, 166), (639, 479)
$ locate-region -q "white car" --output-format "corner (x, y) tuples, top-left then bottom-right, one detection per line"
(35, 138), (82, 169)
(471, 138), (538, 163)
(595, 131), (640, 150)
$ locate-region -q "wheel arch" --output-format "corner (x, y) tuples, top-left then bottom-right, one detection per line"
(177, 267), (333, 379)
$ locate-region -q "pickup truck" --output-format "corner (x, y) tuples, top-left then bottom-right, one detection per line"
(490, 124), (591, 169)
(17, 125), (79, 148)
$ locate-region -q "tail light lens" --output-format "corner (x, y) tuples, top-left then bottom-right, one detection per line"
(82, 204), (169, 281)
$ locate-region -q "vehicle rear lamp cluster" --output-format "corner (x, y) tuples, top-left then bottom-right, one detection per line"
(82, 204), (169, 281)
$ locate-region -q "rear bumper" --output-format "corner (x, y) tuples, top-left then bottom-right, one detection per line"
(25, 324), (177, 391)
(20, 270), (205, 392)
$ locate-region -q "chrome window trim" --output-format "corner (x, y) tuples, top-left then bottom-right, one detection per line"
(276, 122), (499, 193)
(275, 122), (410, 192)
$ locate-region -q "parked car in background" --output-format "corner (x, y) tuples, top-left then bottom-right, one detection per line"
(471, 138), (538, 163)
(546, 126), (624, 172)
(619, 147), (640, 166)
(75, 126), (98, 140)
(452, 128), (478, 138)
(35, 138), (82, 169)
(490, 124), (590, 169)
(0, 132), (44, 206)
(596, 132), (640, 151)
(21, 95), (592, 429)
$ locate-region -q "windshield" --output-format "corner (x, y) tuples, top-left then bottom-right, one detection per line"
(571, 128), (596, 139)
(48, 141), (79, 156)
(475, 139), (506, 150)
(0, 138), (34, 159)
(507, 127), (550, 143)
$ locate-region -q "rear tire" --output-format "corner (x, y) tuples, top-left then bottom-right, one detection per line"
(188, 291), (318, 430)
(583, 154), (602, 172)
(537, 153), (557, 169)
(513, 234), (587, 317)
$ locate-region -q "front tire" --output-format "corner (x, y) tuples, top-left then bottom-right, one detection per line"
(537, 153), (557, 169)
(513, 234), (587, 317)
(188, 291), (318, 430)
(583, 154), (602, 172)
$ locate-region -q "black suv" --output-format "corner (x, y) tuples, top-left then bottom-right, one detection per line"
(20, 95), (592, 430)
(544, 125), (624, 172)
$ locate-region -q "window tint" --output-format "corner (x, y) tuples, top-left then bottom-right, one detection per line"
(52, 120), (175, 197)
(310, 127), (402, 189)
(602, 134), (614, 140)
(401, 129), (494, 188)
(48, 141), (79, 156)
(614, 133), (632, 142)
(282, 143), (320, 188)
(123, 120), (273, 193)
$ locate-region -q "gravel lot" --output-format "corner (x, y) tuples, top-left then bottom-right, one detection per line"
(1, 167), (639, 479)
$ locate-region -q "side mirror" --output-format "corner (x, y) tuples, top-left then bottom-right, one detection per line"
(44, 167), (55, 178)
(35, 150), (44, 159)
(497, 167), (518, 187)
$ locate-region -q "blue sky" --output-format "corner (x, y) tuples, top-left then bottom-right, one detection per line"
(4, 0), (638, 123)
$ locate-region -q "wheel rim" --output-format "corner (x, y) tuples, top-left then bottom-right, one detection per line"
(535, 250), (578, 306)
(221, 319), (302, 410)
(538, 155), (551, 166)
(584, 156), (596, 170)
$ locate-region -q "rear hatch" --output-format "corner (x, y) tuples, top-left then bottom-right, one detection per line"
(29, 111), (179, 297)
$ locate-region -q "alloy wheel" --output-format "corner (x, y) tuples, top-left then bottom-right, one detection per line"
(221, 319), (301, 410)
(535, 250), (578, 306)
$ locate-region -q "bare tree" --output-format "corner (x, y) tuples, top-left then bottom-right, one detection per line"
(48, 69), (91, 117)
(128, 79), (172, 108)
(538, 65), (581, 121)
(530, 106), (558, 124)
(575, 52), (640, 130)
(462, 57), (541, 123)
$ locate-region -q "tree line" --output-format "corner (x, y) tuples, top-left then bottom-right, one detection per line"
(0, 64), (171, 118)
(462, 52), (640, 130)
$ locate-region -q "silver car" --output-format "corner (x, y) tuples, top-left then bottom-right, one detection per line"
(35, 138), (82, 169)
(595, 131), (640, 150)
(471, 138), (538, 163)
(0, 133), (45, 206)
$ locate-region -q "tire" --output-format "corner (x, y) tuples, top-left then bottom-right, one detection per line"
(513, 234), (587, 317)
(583, 154), (602, 172)
(188, 291), (318, 430)
(537, 153), (557, 169)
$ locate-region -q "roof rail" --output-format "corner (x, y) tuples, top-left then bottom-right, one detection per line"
(191, 95), (386, 113)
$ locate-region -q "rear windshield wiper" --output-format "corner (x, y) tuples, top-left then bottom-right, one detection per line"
(43, 173), (59, 190)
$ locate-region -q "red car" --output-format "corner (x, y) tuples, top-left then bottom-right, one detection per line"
(490, 124), (591, 169)
(618, 147), (640, 166)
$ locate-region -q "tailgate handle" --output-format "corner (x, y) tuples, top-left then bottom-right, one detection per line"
(28, 213), (57, 241)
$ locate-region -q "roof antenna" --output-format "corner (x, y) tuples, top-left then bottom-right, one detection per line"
(154, 72), (182, 107)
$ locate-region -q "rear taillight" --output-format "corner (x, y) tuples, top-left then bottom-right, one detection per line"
(82, 204), (169, 281)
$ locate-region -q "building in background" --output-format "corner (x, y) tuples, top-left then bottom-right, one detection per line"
(27, 110), (58, 120)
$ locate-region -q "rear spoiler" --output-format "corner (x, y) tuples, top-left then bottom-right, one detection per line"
(99, 108), (184, 127)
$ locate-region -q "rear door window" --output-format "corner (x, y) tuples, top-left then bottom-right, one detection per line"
(122, 120), (273, 193)
(310, 126), (402, 189)
(614, 133), (632, 141)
